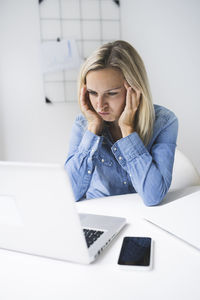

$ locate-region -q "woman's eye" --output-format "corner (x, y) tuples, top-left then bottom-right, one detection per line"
(88, 91), (97, 96)
(108, 92), (118, 96)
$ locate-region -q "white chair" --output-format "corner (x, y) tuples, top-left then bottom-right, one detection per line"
(170, 149), (200, 190)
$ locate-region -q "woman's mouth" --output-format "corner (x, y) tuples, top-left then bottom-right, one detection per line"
(98, 112), (110, 116)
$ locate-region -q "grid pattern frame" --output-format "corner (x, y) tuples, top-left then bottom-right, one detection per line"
(39, 0), (121, 104)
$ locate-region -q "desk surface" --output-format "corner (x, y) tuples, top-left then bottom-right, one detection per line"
(0, 186), (200, 300)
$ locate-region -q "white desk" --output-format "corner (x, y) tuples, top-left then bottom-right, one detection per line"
(0, 186), (200, 300)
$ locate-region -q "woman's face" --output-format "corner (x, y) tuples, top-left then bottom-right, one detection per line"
(86, 68), (126, 122)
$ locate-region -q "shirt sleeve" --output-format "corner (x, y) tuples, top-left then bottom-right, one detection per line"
(65, 116), (103, 201)
(111, 116), (178, 206)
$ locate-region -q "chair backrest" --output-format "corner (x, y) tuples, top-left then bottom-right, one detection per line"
(170, 149), (200, 190)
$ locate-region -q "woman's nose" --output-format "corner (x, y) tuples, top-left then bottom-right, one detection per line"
(97, 95), (106, 110)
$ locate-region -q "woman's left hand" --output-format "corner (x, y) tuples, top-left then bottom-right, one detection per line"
(118, 82), (141, 137)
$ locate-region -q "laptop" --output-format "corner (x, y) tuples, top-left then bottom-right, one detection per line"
(144, 190), (200, 250)
(0, 161), (126, 264)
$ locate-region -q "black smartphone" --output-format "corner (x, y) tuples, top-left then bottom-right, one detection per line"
(117, 237), (153, 270)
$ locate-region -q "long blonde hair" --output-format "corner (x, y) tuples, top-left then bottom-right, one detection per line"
(78, 40), (155, 145)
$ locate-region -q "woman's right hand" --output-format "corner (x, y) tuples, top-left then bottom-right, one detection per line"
(80, 85), (103, 135)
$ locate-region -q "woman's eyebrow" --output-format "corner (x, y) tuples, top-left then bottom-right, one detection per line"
(87, 88), (96, 92)
(87, 86), (122, 92)
(105, 86), (122, 92)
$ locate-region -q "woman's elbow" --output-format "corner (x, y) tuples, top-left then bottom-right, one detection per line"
(141, 188), (168, 207)
(141, 178), (171, 206)
(142, 195), (163, 206)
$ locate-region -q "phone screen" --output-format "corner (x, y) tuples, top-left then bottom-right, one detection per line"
(118, 237), (152, 266)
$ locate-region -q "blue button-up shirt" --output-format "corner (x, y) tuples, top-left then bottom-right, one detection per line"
(65, 105), (178, 206)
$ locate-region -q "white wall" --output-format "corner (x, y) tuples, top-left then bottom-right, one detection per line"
(121, 0), (200, 172)
(0, 0), (80, 164)
(0, 0), (200, 171)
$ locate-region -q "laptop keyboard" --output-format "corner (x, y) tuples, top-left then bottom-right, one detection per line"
(83, 229), (104, 248)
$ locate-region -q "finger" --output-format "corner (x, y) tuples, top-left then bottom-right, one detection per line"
(80, 86), (88, 108)
(126, 87), (133, 110)
(124, 81), (140, 98)
(124, 81), (131, 90)
(126, 86), (139, 112)
(128, 85), (140, 110)
(131, 85), (141, 102)
(131, 90), (140, 112)
(124, 81), (141, 110)
(80, 85), (86, 101)
(135, 89), (141, 105)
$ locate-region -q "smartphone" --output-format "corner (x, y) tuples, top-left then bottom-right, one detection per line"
(117, 237), (153, 270)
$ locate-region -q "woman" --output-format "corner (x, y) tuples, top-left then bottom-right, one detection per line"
(65, 40), (178, 206)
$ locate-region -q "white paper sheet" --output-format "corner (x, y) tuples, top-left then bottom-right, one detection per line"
(41, 38), (81, 73)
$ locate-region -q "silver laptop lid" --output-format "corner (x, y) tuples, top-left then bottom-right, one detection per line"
(0, 161), (90, 264)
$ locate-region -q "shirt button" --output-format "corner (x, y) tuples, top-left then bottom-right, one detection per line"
(113, 147), (117, 151)
(123, 181), (127, 185)
(88, 170), (91, 174)
(101, 159), (104, 163)
(119, 156), (122, 160)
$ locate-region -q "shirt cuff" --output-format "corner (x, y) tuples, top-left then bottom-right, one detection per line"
(111, 132), (148, 164)
(78, 130), (103, 155)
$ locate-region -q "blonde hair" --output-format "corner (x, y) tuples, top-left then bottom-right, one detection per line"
(78, 40), (155, 145)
